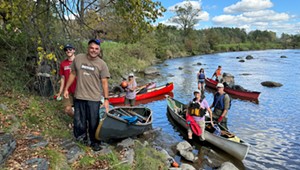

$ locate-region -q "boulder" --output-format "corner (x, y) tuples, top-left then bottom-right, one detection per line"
(0, 133), (16, 165)
(178, 67), (183, 70)
(245, 55), (254, 60)
(280, 55), (287, 58)
(238, 59), (245, 62)
(180, 163), (196, 170)
(144, 67), (159, 75)
(261, 81), (283, 87)
(217, 162), (238, 170)
(222, 73), (235, 88)
(176, 141), (197, 162)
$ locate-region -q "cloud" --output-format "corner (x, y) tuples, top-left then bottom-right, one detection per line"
(213, 10), (289, 25)
(224, 0), (273, 14)
(168, 1), (201, 11)
(160, 0), (209, 27)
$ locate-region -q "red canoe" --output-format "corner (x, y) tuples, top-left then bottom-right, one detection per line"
(205, 78), (260, 100)
(109, 82), (174, 104)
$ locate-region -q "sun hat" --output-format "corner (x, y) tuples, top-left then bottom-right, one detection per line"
(216, 83), (224, 88)
(128, 73), (134, 77)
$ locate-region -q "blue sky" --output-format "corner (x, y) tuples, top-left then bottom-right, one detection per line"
(156, 0), (300, 36)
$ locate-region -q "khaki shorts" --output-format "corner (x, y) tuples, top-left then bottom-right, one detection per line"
(63, 93), (74, 107)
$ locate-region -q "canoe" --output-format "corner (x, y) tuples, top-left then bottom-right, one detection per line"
(166, 96), (250, 161)
(205, 78), (260, 100)
(95, 106), (153, 141)
(108, 82), (174, 104)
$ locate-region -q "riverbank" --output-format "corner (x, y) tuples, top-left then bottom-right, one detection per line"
(0, 91), (170, 169)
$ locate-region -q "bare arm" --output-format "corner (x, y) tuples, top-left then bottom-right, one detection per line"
(101, 77), (109, 112)
(207, 107), (214, 126)
(63, 71), (76, 99)
(57, 76), (65, 97)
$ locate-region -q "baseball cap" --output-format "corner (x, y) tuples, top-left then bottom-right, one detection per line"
(194, 89), (201, 94)
(63, 44), (74, 51)
(216, 83), (224, 88)
(88, 39), (101, 45)
(128, 73), (134, 77)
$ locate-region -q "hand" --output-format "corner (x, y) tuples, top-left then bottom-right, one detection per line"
(218, 116), (223, 123)
(63, 90), (69, 99)
(104, 100), (109, 113)
(211, 120), (214, 127)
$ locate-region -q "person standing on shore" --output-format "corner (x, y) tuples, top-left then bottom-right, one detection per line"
(64, 39), (110, 151)
(56, 44), (76, 117)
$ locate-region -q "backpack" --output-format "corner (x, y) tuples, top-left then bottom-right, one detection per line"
(213, 92), (231, 110)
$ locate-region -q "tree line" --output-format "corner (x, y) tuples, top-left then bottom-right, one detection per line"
(0, 0), (299, 93)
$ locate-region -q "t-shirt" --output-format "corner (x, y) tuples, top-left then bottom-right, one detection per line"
(192, 99), (210, 122)
(59, 59), (76, 94)
(71, 53), (110, 101)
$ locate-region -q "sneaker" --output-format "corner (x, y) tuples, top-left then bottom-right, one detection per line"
(91, 143), (102, 151)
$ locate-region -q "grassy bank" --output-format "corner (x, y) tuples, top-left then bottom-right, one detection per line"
(0, 91), (167, 169)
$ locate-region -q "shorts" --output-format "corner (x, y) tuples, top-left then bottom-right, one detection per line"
(198, 79), (205, 84)
(63, 93), (74, 108)
(125, 97), (136, 106)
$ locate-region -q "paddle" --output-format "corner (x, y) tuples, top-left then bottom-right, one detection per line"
(119, 108), (147, 122)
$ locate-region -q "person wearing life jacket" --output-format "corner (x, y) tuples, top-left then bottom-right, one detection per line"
(210, 83), (230, 129)
(197, 68), (206, 91)
(186, 89), (214, 141)
(212, 65), (222, 82)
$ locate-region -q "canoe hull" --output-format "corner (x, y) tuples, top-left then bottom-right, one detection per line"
(96, 107), (152, 141)
(109, 82), (174, 104)
(205, 78), (260, 100)
(166, 96), (250, 161)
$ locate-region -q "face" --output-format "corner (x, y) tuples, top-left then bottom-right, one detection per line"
(65, 48), (75, 57)
(88, 43), (101, 58)
(217, 86), (224, 92)
(194, 92), (201, 98)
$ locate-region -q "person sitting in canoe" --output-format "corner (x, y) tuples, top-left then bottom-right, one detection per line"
(186, 89), (214, 141)
(124, 73), (137, 106)
(210, 83), (231, 129)
(212, 65), (222, 82)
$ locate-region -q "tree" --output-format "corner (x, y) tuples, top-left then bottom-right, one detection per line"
(170, 1), (201, 36)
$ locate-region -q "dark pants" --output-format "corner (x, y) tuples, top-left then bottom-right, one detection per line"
(73, 99), (101, 145)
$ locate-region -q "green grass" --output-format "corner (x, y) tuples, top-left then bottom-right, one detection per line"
(43, 148), (70, 170)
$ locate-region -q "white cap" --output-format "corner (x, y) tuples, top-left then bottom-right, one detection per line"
(194, 89), (201, 94)
(129, 73), (134, 77)
(216, 83), (224, 88)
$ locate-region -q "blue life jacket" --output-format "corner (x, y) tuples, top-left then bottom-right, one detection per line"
(213, 93), (231, 110)
(198, 73), (205, 79)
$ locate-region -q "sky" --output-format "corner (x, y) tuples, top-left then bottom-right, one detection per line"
(155, 0), (300, 36)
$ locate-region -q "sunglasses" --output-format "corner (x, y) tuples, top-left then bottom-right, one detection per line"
(64, 48), (73, 52)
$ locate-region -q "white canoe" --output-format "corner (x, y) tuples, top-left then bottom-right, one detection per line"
(166, 96), (250, 161)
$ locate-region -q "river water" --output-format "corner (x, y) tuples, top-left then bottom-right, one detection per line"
(137, 49), (300, 170)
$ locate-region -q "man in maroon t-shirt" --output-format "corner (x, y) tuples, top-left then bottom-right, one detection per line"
(56, 44), (76, 117)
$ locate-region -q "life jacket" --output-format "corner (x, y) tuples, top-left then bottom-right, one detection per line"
(216, 69), (221, 76)
(198, 73), (205, 79)
(213, 92), (231, 110)
(189, 98), (206, 117)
